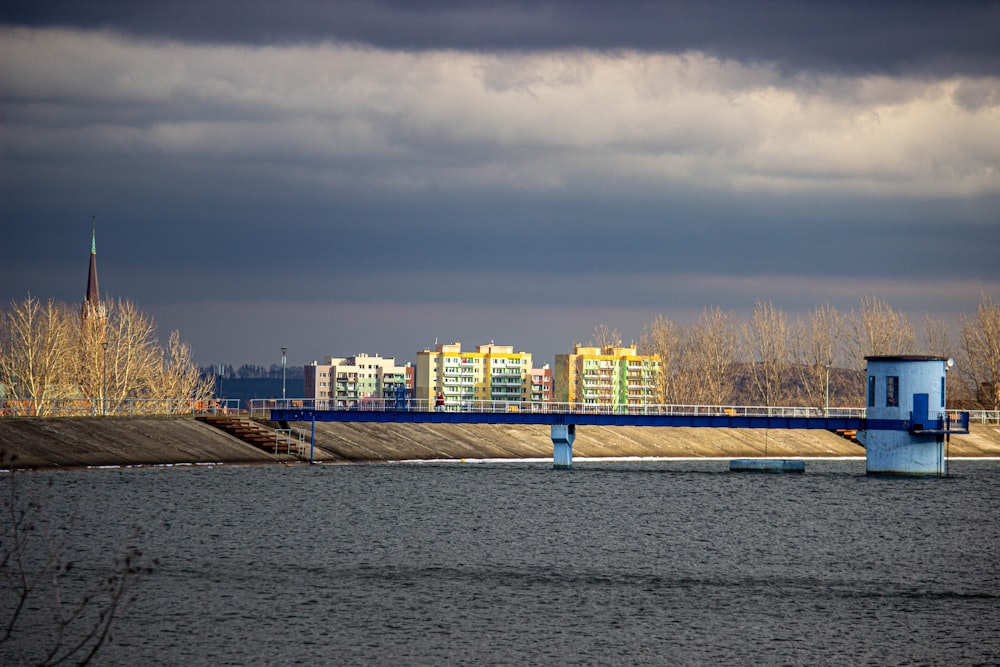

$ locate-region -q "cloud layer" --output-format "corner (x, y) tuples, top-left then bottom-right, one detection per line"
(1, 12), (998, 365)
(4, 1), (999, 75)
(4, 28), (999, 200)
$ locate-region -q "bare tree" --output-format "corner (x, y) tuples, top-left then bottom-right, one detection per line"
(104, 299), (161, 408)
(920, 313), (963, 406)
(790, 303), (847, 410)
(147, 330), (216, 411)
(71, 298), (162, 413)
(638, 314), (679, 403)
(669, 328), (703, 405)
(0, 296), (76, 416)
(1, 295), (211, 416)
(683, 307), (743, 405)
(76, 298), (108, 405)
(745, 300), (791, 406)
(590, 323), (622, 349)
(846, 295), (915, 372)
(922, 315), (954, 357)
(957, 292), (1000, 411)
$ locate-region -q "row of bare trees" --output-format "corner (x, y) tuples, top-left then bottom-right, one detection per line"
(0, 295), (214, 416)
(611, 294), (1000, 410)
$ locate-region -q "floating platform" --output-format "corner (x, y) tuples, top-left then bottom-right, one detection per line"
(730, 459), (805, 473)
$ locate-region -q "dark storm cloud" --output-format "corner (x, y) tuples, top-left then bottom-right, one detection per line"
(2, 11), (998, 366)
(5, 185), (996, 312)
(2, 0), (998, 76)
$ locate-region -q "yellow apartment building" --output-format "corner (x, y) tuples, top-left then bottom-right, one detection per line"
(415, 342), (533, 408)
(554, 344), (660, 406)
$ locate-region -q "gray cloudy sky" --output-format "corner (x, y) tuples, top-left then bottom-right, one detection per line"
(1, 1), (998, 370)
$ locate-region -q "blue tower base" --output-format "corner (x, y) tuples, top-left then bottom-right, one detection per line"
(551, 424), (576, 469)
(860, 431), (947, 476)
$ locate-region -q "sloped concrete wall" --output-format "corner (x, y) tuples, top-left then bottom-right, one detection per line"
(299, 421), (868, 462)
(0, 418), (289, 469)
(1, 418), (997, 470)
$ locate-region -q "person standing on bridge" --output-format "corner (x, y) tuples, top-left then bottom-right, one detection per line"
(435, 392), (445, 412)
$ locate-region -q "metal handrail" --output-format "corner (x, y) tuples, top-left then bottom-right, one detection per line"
(968, 410), (1000, 424)
(248, 398), (869, 420)
(274, 428), (307, 456)
(5, 396), (994, 425)
(0, 397), (242, 418)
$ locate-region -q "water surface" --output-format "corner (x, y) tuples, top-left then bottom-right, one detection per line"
(4, 459), (998, 665)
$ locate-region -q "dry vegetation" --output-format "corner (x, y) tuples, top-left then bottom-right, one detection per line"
(1, 295), (214, 416)
(633, 293), (1000, 410)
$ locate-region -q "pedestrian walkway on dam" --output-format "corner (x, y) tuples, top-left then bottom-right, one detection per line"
(263, 398), (869, 431)
(258, 357), (973, 475)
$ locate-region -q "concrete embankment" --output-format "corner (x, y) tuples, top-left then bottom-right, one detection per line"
(1, 417), (998, 470)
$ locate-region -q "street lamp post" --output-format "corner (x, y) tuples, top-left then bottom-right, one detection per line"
(824, 358), (832, 417)
(281, 347), (287, 403)
(102, 341), (108, 417)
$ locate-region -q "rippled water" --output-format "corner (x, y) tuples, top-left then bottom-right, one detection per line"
(4, 459), (999, 665)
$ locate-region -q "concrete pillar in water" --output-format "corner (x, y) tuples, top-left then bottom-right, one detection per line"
(551, 424), (576, 469)
(858, 355), (951, 476)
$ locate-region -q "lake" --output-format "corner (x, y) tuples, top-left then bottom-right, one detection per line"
(3, 458), (999, 665)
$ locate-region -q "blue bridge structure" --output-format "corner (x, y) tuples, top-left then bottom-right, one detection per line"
(268, 401), (868, 431)
(260, 354), (972, 475)
(261, 387), (968, 476)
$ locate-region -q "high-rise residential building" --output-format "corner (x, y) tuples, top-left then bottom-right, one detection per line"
(415, 342), (533, 408)
(555, 344), (660, 406)
(305, 353), (410, 408)
(530, 365), (553, 403)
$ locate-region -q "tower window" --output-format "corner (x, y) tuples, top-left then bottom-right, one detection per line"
(886, 376), (899, 407)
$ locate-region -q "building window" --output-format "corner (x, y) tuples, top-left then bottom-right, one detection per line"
(941, 376), (946, 408)
(886, 376), (899, 407)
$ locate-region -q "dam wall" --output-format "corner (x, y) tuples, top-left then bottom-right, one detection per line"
(1, 417), (998, 470)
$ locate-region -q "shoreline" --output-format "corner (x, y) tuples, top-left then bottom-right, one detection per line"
(7, 457), (1000, 475)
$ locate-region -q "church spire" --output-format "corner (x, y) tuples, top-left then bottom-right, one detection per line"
(83, 215), (103, 320)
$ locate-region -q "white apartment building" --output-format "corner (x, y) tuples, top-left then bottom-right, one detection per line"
(305, 353), (410, 408)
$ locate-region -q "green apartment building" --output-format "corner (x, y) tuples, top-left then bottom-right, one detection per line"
(555, 344), (660, 407)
